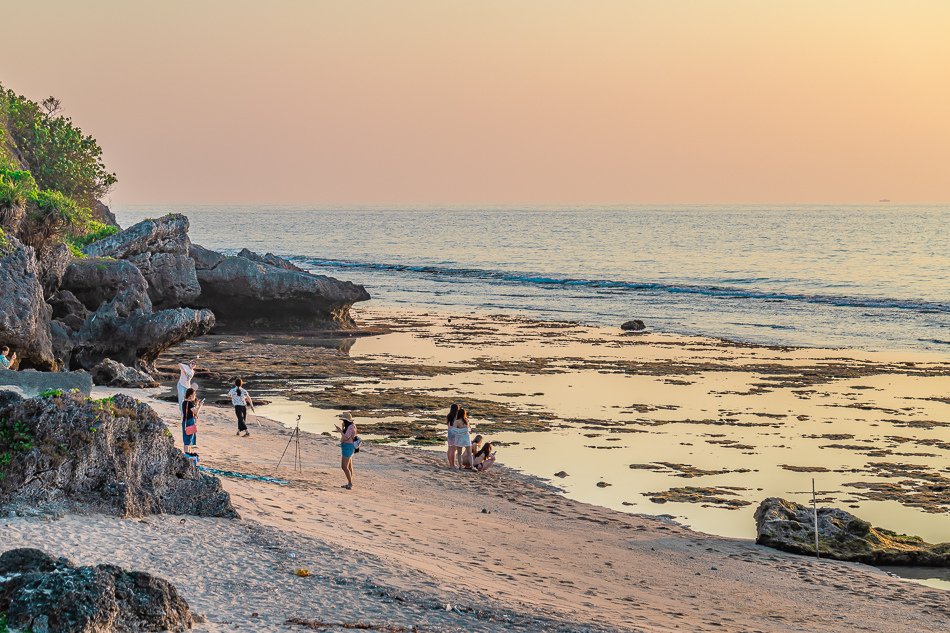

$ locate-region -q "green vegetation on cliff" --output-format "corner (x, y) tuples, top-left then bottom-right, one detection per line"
(0, 84), (118, 253)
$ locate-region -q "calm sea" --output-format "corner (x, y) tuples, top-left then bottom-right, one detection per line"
(114, 205), (950, 352)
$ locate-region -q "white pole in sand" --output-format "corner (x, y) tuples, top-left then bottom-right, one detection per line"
(812, 478), (820, 559)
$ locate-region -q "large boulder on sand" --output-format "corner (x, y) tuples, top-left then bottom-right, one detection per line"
(754, 497), (950, 566)
(0, 235), (55, 369)
(84, 214), (200, 308)
(91, 358), (159, 388)
(0, 391), (237, 518)
(190, 245), (370, 329)
(0, 548), (195, 632)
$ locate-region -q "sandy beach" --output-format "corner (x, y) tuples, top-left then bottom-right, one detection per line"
(2, 386), (947, 632)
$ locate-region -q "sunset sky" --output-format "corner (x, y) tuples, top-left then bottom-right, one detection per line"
(4, 1), (949, 204)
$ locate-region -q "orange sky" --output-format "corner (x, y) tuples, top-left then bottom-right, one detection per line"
(4, 1), (949, 204)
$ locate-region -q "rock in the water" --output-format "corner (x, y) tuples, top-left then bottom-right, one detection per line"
(754, 497), (950, 566)
(0, 235), (55, 369)
(0, 368), (92, 397)
(190, 245), (370, 330)
(62, 257), (148, 311)
(0, 391), (237, 518)
(237, 248), (304, 272)
(621, 320), (646, 331)
(91, 358), (159, 388)
(84, 214), (200, 308)
(0, 548), (195, 632)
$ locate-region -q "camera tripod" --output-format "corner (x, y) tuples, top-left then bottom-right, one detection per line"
(276, 415), (303, 471)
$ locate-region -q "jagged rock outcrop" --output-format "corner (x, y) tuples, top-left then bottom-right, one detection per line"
(84, 214), (200, 308)
(754, 497), (950, 566)
(237, 248), (304, 271)
(92, 199), (118, 226)
(190, 245), (370, 330)
(38, 242), (72, 296)
(92, 358), (159, 388)
(0, 391), (237, 518)
(0, 235), (55, 369)
(0, 548), (195, 632)
(48, 289), (89, 332)
(62, 257), (147, 311)
(70, 284), (215, 372)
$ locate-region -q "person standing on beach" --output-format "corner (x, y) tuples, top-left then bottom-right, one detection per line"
(228, 378), (255, 437)
(0, 347), (16, 370)
(334, 412), (358, 489)
(453, 408), (473, 469)
(177, 359), (197, 412)
(181, 387), (202, 456)
(446, 403), (459, 467)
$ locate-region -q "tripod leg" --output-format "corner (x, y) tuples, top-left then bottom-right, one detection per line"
(276, 427), (297, 469)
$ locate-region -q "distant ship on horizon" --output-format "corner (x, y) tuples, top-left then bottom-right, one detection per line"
(879, 198), (891, 202)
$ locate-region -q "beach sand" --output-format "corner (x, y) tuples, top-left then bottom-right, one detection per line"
(2, 391), (947, 632)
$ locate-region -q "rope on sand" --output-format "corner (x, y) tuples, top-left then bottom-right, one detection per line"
(199, 466), (289, 485)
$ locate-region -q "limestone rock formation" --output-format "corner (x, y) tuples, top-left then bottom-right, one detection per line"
(190, 245), (370, 330)
(0, 391), (237, 518)
(754, 497), (950, 566)
(91, 358), (159, 388)
(70, 286), (215, 371)
(0, 548), (195, 632)
(62, 257), (148, 311)
(0, 235), (55, 369)
(84, 214), (200, 308)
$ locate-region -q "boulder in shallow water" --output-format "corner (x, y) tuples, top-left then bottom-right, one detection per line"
(0, 391), (237, 518)
(91, 358), (159, 388)
(754, 497), (950, 566)
(621, 320), (646, 331)
(0, 235), (55, 369)
(0, 548), (195, 632)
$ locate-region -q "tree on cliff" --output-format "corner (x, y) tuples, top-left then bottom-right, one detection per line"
(0, 86), (116, 207)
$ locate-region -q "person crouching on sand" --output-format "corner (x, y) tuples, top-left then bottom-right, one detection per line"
(446, 403), (459, 467)
(181, 387), (202, 455)
(177, 359), (197, 412)
(335, 412), (358, 490)
(229, 378), (255, 437)
(472, 442), (496, 471)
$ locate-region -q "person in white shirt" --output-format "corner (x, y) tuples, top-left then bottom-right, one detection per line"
(228, 378), (255, 437)
(177, 360), (197, 411)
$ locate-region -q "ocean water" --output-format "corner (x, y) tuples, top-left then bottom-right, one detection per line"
(114, 204), (949, 352)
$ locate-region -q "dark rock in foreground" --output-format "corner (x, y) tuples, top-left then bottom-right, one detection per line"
(0, 392), (237, 518)
(0, 235), (55, 369)
(91, 358), (159, 388)
(0, 548), (194, 632)
(190, 244), (370, 330)
(754, 497), (950, 566)
(621, 319), (646, 331)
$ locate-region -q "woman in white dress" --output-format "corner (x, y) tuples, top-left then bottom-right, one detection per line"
(177, 359), (197, 412)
